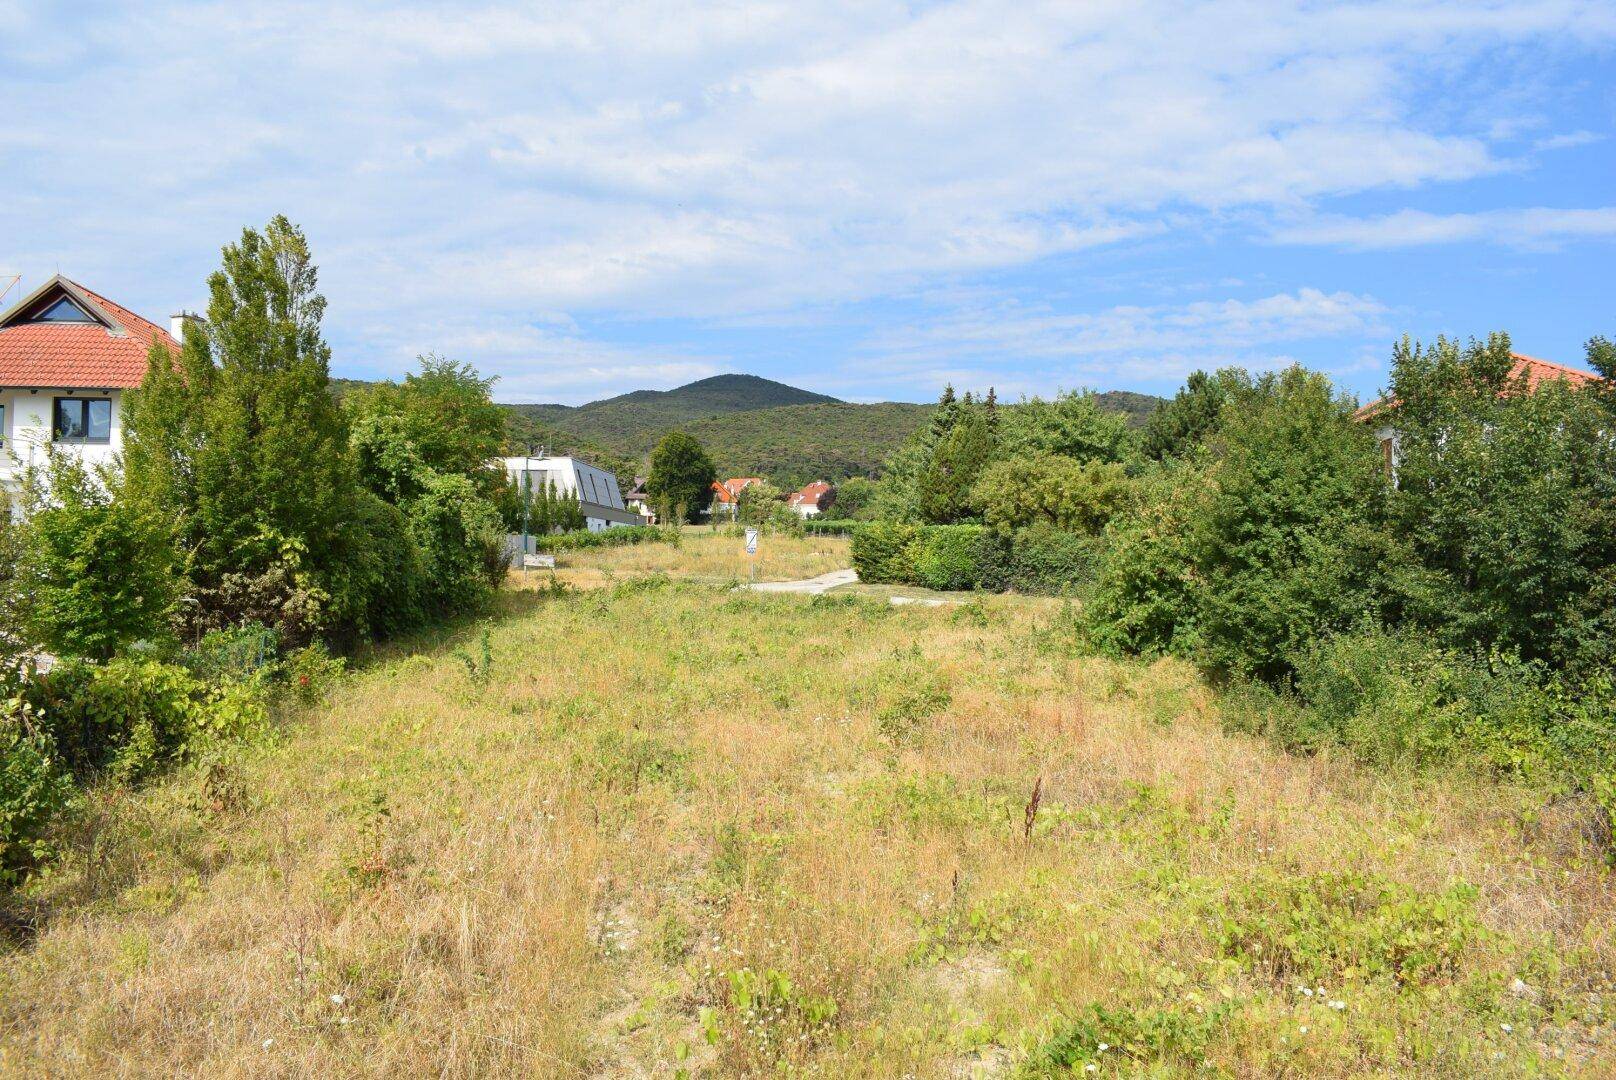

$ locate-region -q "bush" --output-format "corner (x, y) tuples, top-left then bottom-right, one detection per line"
(18, 455), (176, 660)
(408, 470), (507, 617)
(1, 701), (75, 884)
(1084, 466), (1205, 658)
(912, 525), (988, 591)
(851, 522), (921, 584)
(27, 658), (269, 782)
(971, 455), (1130, 537)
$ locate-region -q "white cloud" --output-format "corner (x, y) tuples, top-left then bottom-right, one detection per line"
(1272, 207), (1616, 249)
(1, 0), (1611, 393)
(849, 287), (1390, 390)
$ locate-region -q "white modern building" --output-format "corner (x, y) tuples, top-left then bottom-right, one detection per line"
(501, 454), (640, 532)
(0, 276), (185, 517)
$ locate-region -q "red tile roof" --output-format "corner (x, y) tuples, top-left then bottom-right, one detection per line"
(0, 277), (179, 389)
(1354, 352), (1601, 422)
(788, 480), (834, 508)
(711, 477), (764, 504)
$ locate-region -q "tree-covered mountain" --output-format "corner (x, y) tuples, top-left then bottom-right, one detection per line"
(499, 376), (1164, 490)
(506, 373), (839, 451)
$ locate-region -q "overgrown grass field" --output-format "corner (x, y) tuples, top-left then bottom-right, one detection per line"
(530, 529), (851, 590)
(2, 560), (1613, 1075)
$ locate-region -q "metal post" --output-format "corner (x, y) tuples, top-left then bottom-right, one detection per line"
(520, 447), (534, 574)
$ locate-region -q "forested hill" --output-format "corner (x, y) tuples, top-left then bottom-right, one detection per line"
(505, 373), (839, 450)
(500, 378), (1164, 489)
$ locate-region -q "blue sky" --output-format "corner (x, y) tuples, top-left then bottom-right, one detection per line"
(2, 2), (1613, 405)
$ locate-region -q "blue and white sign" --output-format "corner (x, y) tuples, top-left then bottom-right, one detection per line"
(745, 528), (759, 555)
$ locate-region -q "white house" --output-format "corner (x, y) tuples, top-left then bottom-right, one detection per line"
(0, 276), (184, 517)
(501, 454), (640, 532)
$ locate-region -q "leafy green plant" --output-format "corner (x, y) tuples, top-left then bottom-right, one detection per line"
(1021, 1001), (1233, 1076)
(1214, 869), (1482, 986)
(0, 697), (75, 884)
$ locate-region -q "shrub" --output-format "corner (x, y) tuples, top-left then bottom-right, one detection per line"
(912, 525), (988, 591)
(1, 700), (75, 884)
(851, 522), (921, 584)
(971, 454), (1131, 537)
(27, 658), (269, 782)
(18, 455), (177, 660)
(1084, 466), (1206, 658)
(408, 471), (507, 617)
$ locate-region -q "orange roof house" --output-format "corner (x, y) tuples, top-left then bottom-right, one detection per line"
(710, 477), (764, 505)
(787, 480), (835, 517)
(1, 276), (185, 512)
(1354, 352), (1599, 423)
(1356, 352), (1603, 475)
(0, 275), (181, 389)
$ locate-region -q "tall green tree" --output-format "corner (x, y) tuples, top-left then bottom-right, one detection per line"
(1190, 367), (1400, 683)
(123, 215), (370, 639)
(1000, 390), (1136, 463)
(646, 431), (716, 524)
(346, 355), (506, 490)
(918, 407), (995, 524)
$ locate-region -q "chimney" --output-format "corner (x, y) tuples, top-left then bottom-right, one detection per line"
(170, 310), (202, 345)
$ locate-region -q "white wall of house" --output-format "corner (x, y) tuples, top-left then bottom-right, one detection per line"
(0, 388), (124, 513)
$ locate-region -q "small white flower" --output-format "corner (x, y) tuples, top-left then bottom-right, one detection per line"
(1097, 1043), (1108, 1052)
(1329, 1000), (1345, 1011)
(1300, 986), (1314, 996)
(339, 1017), (352, 1026)
(1500, 1022), (1513, 1033)
(1299, 1025), (1309, 1035)
(1084, 1066), (1097, 1074)
(330, 993), (345, 1006)
(262, 1038), (274, 1049)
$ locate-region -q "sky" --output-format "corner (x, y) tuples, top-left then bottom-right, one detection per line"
(2, 2), (1613, 405)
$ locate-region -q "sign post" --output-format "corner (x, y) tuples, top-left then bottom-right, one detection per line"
(745, 527), (759, 582)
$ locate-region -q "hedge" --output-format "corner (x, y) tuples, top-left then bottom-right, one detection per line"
(852, 521), (1100, 595)
(804, 519), (860, 537)
(532, 525), (676, 552)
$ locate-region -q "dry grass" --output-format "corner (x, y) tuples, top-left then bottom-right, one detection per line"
(522, 529), (850, 591)
(2, 574), (1613, 1077)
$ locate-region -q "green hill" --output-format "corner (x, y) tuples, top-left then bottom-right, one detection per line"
(501, 376), (1165, 489)
(685, 402), (935, 489)
(506, 374), (839, 452)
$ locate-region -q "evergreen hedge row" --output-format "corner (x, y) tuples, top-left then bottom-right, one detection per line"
(850, 522), (1101, 595)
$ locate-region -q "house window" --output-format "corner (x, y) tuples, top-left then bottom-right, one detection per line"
(33, 297), (97, 323)
(53, 397), (112, 443)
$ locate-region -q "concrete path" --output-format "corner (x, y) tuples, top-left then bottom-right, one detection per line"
(742, 569), (961, 607)
(742, 568), (859, 594)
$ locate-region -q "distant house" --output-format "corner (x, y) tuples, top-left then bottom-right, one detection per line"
(0, 276), (187, 517)
(501, 454), (640, 532)
(709, 477), (764, 518)
(623, 478), (658, 524)
(787, 480), (835, 518)
(1355, 352), (1601, 476)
